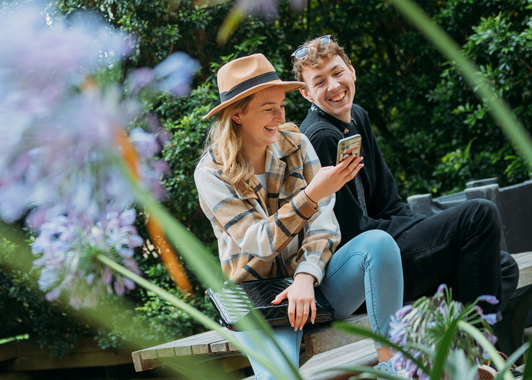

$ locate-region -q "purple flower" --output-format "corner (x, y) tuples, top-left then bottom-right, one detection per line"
(482, 313), (498, 325)
(437, 283), (447, 294)
(32, 210), (143, 308)
(478, 295), (499, 305)
(127, 67), (156, 95)
(153, 52), (200, 96)
(395, 304), (413, 320)
(0, 2), (198, 311)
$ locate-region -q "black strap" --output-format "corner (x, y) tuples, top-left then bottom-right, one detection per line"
(220, 71), (280, 102)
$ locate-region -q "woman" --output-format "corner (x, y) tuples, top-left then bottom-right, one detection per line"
(195, 54), (405, 379)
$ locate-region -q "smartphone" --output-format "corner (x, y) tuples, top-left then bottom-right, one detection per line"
(336, 134), (362, 165)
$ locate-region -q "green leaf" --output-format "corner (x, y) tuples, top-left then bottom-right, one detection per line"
(430, 318), (459, 380)
(493, 342), (529, 380)
(521, 331), (532, 380)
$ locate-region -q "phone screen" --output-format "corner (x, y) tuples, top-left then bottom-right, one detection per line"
(336, 134), (361, 165)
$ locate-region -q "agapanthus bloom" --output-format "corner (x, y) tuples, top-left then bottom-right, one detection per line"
(0, 3), (199, 305)
(32, 210), (143, 309)
(389, 284), (498, 379)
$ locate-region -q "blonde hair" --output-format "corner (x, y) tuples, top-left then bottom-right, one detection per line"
(292, 36), (351, 83)
(204, 93), (298, 195)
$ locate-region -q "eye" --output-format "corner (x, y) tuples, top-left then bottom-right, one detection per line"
(334, 70), (343, 76)
(314, 81), (324, 87)
(265, 108), (273, 112)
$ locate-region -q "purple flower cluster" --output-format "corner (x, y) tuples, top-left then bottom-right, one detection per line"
(0, 3), (198, 306)
(32, 210), (142, 308)
(388, 284), (499, 379)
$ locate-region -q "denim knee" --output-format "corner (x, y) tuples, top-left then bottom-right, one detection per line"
(359, 229), (401, 267)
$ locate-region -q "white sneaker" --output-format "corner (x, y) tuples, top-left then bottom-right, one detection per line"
(374, 359), (413, 380)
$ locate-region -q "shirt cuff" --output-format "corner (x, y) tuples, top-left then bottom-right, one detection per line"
(295, 189), (319, 218)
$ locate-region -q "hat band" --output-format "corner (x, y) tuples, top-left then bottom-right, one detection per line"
(220, 71), (280, 102)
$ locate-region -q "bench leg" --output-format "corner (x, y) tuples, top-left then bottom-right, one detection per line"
(493, 284), (532, 365)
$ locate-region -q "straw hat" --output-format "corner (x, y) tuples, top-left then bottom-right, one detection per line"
(203, 54), (305, 119)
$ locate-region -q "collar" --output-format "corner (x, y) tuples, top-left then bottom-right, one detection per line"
(310, 103), (357, 136)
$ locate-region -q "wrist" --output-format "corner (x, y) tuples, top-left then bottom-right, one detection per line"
(294, 272), (316, 285)
(303, 187), (319, 206)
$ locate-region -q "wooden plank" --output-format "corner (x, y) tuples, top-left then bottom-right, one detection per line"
(515, 252), (532, 289)
(7, 350), (132, 371)
(243, 338), (378, 380)
(132, 351), (161, 372)
(210, 340), (230, 353)
(303, 314), (370, 357)
(187, 332), (220, 355)
(301, 338), (378, 380)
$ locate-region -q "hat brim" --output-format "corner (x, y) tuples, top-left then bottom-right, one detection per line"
(202, 80), (306, 119)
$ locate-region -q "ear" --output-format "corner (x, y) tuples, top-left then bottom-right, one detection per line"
(231, 114), (241, 124)
(349, 65), (356, 82)
(299, 87), (314, 103)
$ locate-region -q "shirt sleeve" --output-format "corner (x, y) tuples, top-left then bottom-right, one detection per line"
(293, 134), (341, 284)
(194, 165), (317, 261)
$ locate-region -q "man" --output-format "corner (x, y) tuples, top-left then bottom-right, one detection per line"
(292, 35), (519, 320)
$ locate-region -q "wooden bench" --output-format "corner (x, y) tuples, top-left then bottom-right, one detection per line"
(132, 251), (532, 378)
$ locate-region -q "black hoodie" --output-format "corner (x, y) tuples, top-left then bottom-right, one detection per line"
(299, 103), (425, 248)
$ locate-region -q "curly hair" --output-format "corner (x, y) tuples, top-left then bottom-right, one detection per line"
(292, 36), (352, 83)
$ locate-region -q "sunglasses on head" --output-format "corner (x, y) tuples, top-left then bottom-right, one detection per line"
(291, 35), (332, 59)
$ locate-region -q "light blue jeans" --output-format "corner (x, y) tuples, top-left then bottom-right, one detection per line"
(234, 230), (403, 380)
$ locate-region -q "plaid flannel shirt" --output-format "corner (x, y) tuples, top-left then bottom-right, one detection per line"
(194, 130), (340, 284)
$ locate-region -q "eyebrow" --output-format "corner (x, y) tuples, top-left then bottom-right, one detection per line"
(311, 64), (343, 82)
(261, 99), (286, 107)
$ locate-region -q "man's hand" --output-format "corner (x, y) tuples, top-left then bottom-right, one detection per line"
(271, 273), (316, 331)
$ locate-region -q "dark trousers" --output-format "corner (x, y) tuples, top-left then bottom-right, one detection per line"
(396, 199), (519, 317)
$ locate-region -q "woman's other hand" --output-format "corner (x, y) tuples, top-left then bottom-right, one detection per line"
(305, 155), (363, 203)
(272, 273), (316, 331)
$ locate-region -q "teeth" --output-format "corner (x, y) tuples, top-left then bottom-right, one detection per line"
(330, 92), (345, 102)
(265, 126), (277, 130)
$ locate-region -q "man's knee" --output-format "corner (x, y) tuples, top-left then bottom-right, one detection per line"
(461, 199), (502, 235)
(501, 251), (519, 286)
(465, 198), (501, 221)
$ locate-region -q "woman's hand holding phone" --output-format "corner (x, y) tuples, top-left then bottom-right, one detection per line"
(305, 154), (364, 203)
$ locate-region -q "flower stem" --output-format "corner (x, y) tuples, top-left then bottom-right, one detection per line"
(96, 254), (301, 380)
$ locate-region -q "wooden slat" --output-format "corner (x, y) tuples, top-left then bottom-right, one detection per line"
(300, 338), (378, 380)
(190, 331), (228, 355)
(515, 252), (532, 288)
(303, 313), (370, 356)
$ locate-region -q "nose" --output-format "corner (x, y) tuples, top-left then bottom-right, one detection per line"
(273, 106), (285, 123)
(328, 77), (340, 92)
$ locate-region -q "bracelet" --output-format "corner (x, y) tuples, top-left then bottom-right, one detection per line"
(303, 189), (317, 205)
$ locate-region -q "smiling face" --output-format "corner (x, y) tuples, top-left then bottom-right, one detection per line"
(232, 86), (286, 156)
(299, 55), (357, 123)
